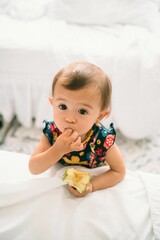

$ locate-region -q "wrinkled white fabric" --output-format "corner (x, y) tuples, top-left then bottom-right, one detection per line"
(0, 0), (160, 31)
(139, 171), (160, 239)
(0, 150), (159, 240)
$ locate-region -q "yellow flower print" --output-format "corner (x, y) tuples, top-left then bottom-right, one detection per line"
(90, 143), (95, 153)
(63, 156), (88, 165)
(79, 152), (84, 156)
(83, 130), (94, 144)
(97, 139), (101, 145)
(53, 132), (58, 141)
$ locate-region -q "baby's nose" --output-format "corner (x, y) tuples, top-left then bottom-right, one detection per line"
(65, 114), (76, 123)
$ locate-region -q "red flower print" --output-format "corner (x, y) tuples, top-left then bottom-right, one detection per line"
(89, 153), (96, 167)
(95, 148), (103, 156)
(98, 157), (105, 162)
(91, 152), (95, 160)
(103, 134), (115, 149)
(50, 124), (55, 133)
(66, 152), (71, 157)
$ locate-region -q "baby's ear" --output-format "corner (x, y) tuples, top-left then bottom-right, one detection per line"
(98, 108), (110, 121)
(48, 96), (54, 105)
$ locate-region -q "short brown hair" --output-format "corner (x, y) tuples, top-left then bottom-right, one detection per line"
(52, 61), (112, 111)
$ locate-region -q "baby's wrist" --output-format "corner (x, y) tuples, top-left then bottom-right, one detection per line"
(90, 180), (95, 192)
(51, 143), (65, 159)
(87, 182), (93, 193)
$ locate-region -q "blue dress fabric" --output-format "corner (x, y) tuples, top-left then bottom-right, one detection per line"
(43, 120), (116, 168)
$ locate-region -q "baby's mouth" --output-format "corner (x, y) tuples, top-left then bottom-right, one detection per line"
(64, 127), (74, 131)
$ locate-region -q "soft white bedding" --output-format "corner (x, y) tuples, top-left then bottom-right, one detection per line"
(0, 150), (160, 239)
(0, 11), (160, 138)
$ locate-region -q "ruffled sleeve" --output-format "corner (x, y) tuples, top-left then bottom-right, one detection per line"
(43, 120), (54, 145)
(103, 123), (116, 151)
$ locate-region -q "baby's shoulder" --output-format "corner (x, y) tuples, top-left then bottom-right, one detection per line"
(43, 120), (60, 144)
(94, 121), (116, 137)
(43, 120), (56, 132)
(93, 122), (116, 150)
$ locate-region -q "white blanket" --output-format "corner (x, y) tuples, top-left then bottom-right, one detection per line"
(0, 150), (159, 240)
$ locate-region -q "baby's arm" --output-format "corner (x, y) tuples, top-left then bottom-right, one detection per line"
(28, 129), (83, 174)
(90, 143), (126, 192)
(68, 143), (126, 197)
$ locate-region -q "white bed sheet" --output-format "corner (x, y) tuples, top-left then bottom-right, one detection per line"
(0, 15), (160, 138)
(0, 150), (160, 240)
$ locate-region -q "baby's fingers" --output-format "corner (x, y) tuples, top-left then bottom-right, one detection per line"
(68, 183), (92, 197)
(63, 128), (73, 137)
(70, 136), (84, 151)
(69, 130), (79, 141)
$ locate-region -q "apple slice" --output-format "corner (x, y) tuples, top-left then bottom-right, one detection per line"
(63, 168), (90, 193)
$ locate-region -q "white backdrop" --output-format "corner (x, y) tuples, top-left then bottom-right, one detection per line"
(0, 0), (160, 139)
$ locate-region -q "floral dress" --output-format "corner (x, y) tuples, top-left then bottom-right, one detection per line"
(43, 120), (116, 168)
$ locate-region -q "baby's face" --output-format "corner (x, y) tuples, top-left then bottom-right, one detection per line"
(50, 83), (103, 141)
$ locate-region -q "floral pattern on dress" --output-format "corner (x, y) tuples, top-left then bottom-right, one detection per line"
(43, 120), (116, 168)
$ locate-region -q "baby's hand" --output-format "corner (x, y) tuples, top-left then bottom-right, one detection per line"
(55, 129), (84, 155)
(68, 183), (93, 197)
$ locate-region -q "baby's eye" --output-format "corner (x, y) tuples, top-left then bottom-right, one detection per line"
(78, 109), (88, 115)
(59, 104), (67, 110)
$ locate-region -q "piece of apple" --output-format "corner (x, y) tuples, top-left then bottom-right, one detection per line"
(62, 168), (90, 193)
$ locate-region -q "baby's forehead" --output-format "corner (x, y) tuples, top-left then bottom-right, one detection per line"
(54, 84), (101, 109)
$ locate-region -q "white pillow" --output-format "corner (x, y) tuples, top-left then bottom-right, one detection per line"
(48, 0), (159, 30)
(0, 0), (50, 20)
